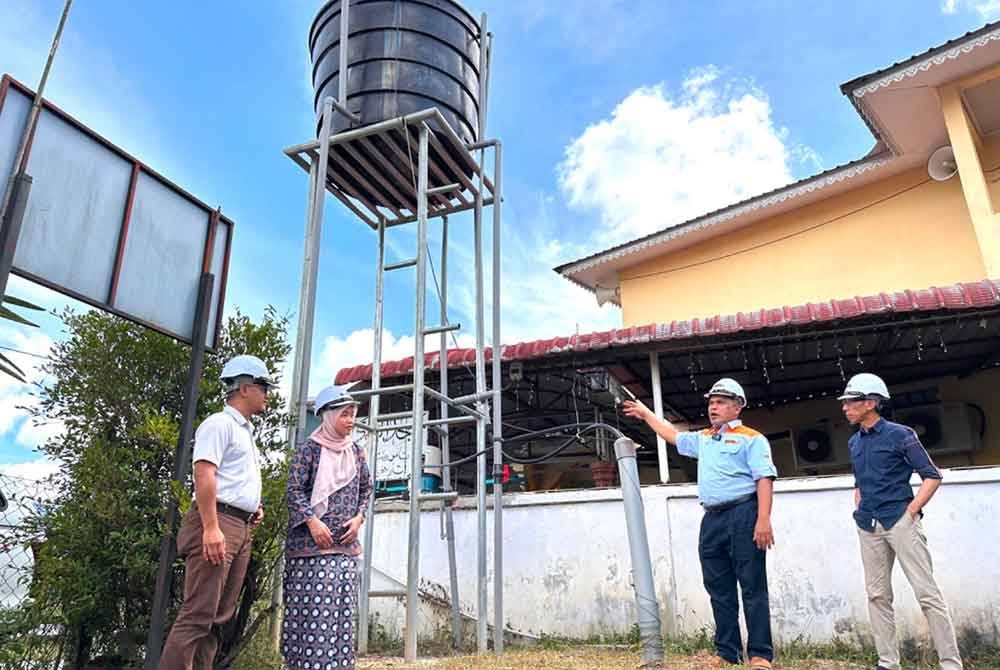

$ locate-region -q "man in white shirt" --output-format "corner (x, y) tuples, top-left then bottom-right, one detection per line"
(160, 355), (276, 670)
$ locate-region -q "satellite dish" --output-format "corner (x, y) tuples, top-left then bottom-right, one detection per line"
(927, 146), (957, 182)
(595, 285), (620, 307)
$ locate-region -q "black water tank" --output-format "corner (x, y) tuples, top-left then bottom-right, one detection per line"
(309, 0), (482, 143)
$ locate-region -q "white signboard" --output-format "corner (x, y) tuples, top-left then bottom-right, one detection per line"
(0, 75), (232, 348)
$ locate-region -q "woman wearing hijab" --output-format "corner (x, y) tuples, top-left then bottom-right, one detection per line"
(282, 384), (373, 670)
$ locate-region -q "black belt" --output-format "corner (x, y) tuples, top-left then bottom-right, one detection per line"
(195, 501), (255, 524)
(702, 492), (756, 513)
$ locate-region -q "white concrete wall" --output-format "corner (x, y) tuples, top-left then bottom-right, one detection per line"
(364, 467), (1000, 646)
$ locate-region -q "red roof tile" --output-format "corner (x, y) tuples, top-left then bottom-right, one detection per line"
(334, 279), (1000, 384)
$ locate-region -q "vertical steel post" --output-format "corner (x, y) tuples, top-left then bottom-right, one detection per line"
(357, 215), (386, 654)
(144, 273), (214, 669)
(473, 12), (489, 655)
(337, 0), (350, 106)
(490, 138), (504, 655)
(403, 124), (430, 662)
(649, 352), (670, 483)
(439, 215), (463, 649)
(614, 437), (664, 666)
(272, 97), (336, 650)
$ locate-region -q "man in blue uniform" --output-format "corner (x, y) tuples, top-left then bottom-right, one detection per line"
(839, 373), (961, 670)
(625, 377), (776, 669)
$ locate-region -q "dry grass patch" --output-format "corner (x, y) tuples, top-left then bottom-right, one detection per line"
(357, 648), (870, 669)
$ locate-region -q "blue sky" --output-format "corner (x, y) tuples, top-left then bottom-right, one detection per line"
(1, 0), (997, 477)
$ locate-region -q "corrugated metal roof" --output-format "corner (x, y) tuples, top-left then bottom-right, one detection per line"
(334, 279), (1000, 384)
(839, 21), (1000, 95)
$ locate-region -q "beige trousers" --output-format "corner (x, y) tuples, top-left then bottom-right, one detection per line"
(857, 513), (962, 670)
(159, 509), (252, 669)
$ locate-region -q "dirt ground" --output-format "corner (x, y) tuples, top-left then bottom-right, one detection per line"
(357, 648), (869, 669)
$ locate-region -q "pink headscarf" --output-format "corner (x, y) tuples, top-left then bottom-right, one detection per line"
(309, 405), (358, 518)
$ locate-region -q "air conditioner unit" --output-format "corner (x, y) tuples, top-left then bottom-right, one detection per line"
(894, 403), (982, 455)
(791, 420), (856, 472)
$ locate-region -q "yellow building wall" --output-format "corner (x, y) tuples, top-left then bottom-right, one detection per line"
(985, 133), (1000, 203)
(619, 166), (987, 326)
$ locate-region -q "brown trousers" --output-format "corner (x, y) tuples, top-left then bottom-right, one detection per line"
(159, 509), (252, 669)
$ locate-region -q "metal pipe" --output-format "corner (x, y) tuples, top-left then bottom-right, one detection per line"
(272, 97), (337, 650)
(283, 108), (437, 156)
(439, 215), (463, 650)
(0, 0), (72, 219)
(403, 123), (431, 662)
(358, 215), (386, 654)
(490, 139), (505, 654)
(466, 139), (498, 151)
(426, 415), (476, 428)
(649, 352), (670, 484)
(371, 409), (414, 422)
(0, 0), (72, 297)
(613, 437), (664, 666)
(331, 98), (359, 124)
(451, 390), (496, 405)
(473, 13), (490, 655)
(338, 0), (350, 107)
(425, 387), (490, 421)
(427, 183), (461, 196)
(424, 323), (461, 335)
(350, 383), (414, 399)
(417, 491), (459, 503)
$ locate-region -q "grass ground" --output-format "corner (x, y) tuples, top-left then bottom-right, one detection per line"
(358, 647), (872, 669)
(356, 643), (1000, 669)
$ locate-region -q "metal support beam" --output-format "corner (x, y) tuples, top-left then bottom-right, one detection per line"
(403, 123), (430, 663)
(272, 96), (337, 650)
(358, 215), (386, 653)
(144, 273), (213, 669)
(473, 18), (490, 648)
(438, 214), (463, 650)
(649, 352), (670, 484)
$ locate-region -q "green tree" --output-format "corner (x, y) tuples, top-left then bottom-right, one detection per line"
(12, 306), (292, 668)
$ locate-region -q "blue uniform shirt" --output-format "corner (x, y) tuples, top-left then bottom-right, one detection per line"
(849, 418), (942, 532)
(676, 420), (778, 507)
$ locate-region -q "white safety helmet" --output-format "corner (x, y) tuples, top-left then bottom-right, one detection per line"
(219, 354), (277, 389)
(704, 377), (747, 407)
(313, 383), (360, 415)
(838, 373), (890, 401)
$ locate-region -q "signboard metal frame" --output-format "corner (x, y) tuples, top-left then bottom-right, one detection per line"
(0, 74), (233, 349)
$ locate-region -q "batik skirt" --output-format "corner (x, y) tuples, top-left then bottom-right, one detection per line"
(281, 554), (359, 670)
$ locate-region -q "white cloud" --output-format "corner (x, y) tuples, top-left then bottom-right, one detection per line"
(0, 325), (57, 452)
(0, 457), (59, 481)
(941, 0), (1000, 17)
(311, 328), (477, 391)
(557, 67), (818, 244)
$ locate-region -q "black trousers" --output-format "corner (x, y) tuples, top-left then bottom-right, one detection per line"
(698, 498), (773, 663)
